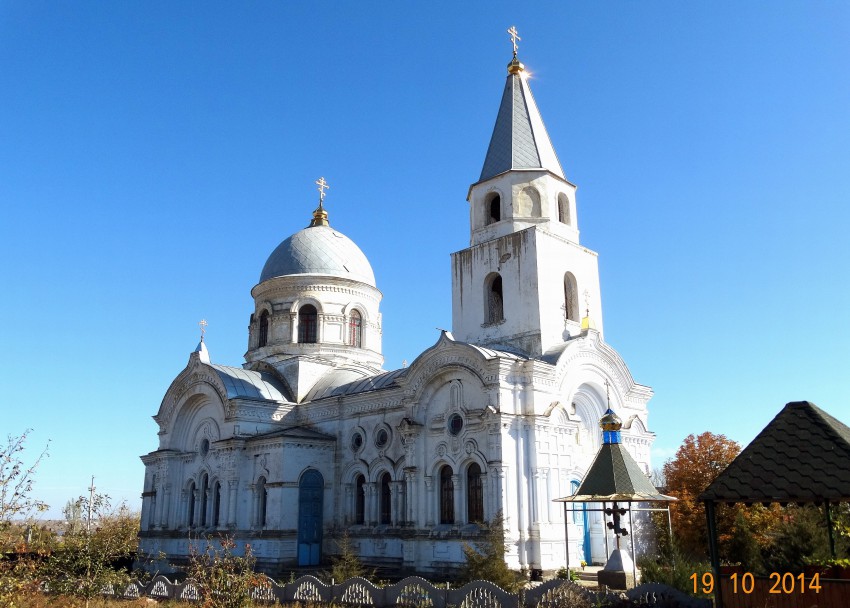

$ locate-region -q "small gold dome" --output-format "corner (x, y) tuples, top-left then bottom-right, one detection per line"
(599, 409), (622, 432)
(507, 57), (525, 75)
(309, 203), (329, 227)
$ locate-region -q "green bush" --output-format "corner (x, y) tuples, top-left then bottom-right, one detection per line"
(458, 512), (524, 592)
(637, 544), (711, 598)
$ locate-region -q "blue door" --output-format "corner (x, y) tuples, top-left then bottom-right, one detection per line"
(570, 480), (591, 563)
(298, 470), (324, 566)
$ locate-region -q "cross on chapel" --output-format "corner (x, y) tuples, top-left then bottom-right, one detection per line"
(199, 319), (208, 342)
(315, 176), (329, 205)
(507, 26), (521, 57)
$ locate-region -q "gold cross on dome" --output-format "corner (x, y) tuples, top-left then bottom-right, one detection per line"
(315, 176), (330, 205)
(507, 26), (521, 56)
(199, 319), (208, 341)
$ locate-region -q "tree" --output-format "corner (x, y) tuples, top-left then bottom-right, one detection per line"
(328, 530), (372, 582)
(0, 430), (49, 608)
(662, 432), (741, 559)
(43, 493), (139, 607)
(0, 430), (49, 545)
(185, 536), (270, 608)
(458, 512), (523, 592)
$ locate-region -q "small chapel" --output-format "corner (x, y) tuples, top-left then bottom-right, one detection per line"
(138, 35), (656, 576)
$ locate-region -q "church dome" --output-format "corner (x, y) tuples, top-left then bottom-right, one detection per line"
(259, 224), (376, 286)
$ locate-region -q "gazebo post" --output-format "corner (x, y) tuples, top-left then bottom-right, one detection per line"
(705, 500), (723, 608)
(563, 502), (571, 571)
(602, 501), (610, 561)
(666, 505), (674, 566)
(628, 501), (637, 585)
(825, 501), (836, 559)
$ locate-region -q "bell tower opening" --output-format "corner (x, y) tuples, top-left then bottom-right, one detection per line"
(485, 273), (504, 324)
(487, 194), (501, 224)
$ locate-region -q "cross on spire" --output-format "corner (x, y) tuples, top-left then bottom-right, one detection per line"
(199, 319), (208, 342)
(583, 288), (591, 316)
(507, 26), (521, 57)
(315, 176), (329, 206)
(605, 379), (611, 406)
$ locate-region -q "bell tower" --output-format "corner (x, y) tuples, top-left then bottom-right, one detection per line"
(451, 32), (603, 356)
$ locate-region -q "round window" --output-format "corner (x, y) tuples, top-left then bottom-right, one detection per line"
(448, 413), (464, 436)
(375, 428), (389, 448)
(351, 432), (364, 452)
(200, 438), (210, 457)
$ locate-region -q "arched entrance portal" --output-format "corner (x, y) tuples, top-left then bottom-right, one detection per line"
(298, 469), (324, 566)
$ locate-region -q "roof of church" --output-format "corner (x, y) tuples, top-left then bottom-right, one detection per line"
(306, 338), (527, 401)
(554, 442), (675, 503)
(311, 367), (409, 400)
(698, 401), (850, 503)
(479, 62), (565, 182)
(209, 364), (290, 402)
(247, 425), (334, 442)
(259, 224), (375, 286)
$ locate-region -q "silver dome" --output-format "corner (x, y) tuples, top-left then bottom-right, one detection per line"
(259, 225), (376, 286)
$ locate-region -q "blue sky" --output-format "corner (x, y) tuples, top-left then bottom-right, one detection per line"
(2, 2), (848, 518)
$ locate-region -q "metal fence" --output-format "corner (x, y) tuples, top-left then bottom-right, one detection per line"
(108, 574), (711, 608)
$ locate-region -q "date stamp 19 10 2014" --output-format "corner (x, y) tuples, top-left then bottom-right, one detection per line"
(690, 572), (823, 595)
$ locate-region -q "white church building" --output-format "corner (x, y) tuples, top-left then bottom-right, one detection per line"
(138, 44), (656, 577)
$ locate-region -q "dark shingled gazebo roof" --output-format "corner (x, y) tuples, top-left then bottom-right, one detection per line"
(555, 442), (675, 503)
(699, 401), (850, 504)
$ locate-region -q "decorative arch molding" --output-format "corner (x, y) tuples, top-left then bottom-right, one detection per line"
(288, 297), (325, 315)
(401, 334), (494, 405)
(189, 417), (221, 454)
(552, 333), (651, 406)
(255, 301), (273, 316)
(571, 384), (606, 452)
(156, 358), (230, 435)
(622, 414), (648, 434)
(516, 186), (542, 217)
(340, 460), (369, 483)
(297, 467), (326, 487)
(429, 458), (458, 478)
(341, 301), (371, 323)
(169, 390), (227, 452)
(367, 455), (399, 480)
(458, 451), (488, 474)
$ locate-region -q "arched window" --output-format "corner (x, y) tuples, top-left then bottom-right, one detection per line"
(558, 193), (570, 225)
(256, 477), (268, 528)
(199, 474), (208, 527)
(187, 481), (196, 527)
(298, 305), (318, 343)
(487, 194), (501, 224)
(380, 472), (392, 524)
(439, 465), (454, 524)
(486, 274), (504, 324)
(349, 310), (362, 348)
(354, 474), (365, 525)
(467, 463), (484, 523)
(258, 311), (269, 347)
(564, 272), (579, 323)
(212, 481), (221, 527)
(518, 187), (541, 217)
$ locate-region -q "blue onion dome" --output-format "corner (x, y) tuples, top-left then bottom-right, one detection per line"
(599, 408), (622, 432)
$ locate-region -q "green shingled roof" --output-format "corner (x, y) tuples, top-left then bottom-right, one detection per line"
(699, 401), (850, 504)
(554, 442), (675, 503)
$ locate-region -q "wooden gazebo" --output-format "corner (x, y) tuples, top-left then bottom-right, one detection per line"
(699, 401), (850, 608)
